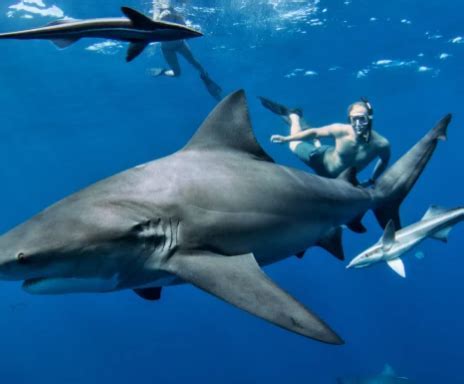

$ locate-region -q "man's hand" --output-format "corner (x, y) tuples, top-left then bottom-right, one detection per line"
(270, 135), (288, 144)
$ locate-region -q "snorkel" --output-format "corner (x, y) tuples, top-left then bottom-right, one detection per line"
(348, 98), (374, 143)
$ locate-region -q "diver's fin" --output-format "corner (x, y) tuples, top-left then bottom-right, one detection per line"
(386, 258), (405, 278)
(381, 220), (396, 251)
(133, 287), (162, 301)
(373, 114), (451, 230)
(422, 205), (449, 220)
(51, 37), (80, 49)
(126, 41), (148, 62)
(147, 67), (166, 77)
(381, 364), (396, 376)
(347, 214), (367, 234)
(161, 251), (343, 344)
(337, 168), (359, 187)
(200, 73), (223, 101)
(316, 227), (344, 260)
(258, 96), (303, 117)
(121, 7), (158, 29)
(183, 90), (275, 163)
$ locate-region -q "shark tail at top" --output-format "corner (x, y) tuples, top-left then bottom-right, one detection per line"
(371, 114), (451, 229)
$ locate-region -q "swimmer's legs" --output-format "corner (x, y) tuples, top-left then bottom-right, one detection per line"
(147, 44), (181, 77)
(177, 42), (223, 100)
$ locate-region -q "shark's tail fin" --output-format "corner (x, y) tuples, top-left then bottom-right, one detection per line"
(372, 114), (451, 229)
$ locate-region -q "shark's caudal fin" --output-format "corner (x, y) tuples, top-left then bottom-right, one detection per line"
(183, 90), (275, 162)
(373, 114), (451, 229)
(161, 251), (343, 344)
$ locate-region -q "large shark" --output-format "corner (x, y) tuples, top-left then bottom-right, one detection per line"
(347, 206), (464, 277)
(0, 7), (202, 62)
(337, 364), (411, 384)
(0, 91), (450, 344)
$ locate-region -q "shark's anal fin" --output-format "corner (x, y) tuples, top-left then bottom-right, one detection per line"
(126, 42), (148, 62)
(317, 226), (344, 260)
(386, 258), (405, 278)
(182, 90), (275, 163)
(133, 287), (162, 301)
(162, 251), (343, 344)
(121, 7), (157, 29)
(51, 37), (80, 49)
(431, 227), (452, 242)
(337, 167), (359, 187)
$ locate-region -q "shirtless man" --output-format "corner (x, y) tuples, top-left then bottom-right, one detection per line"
(260, 97), (390, 184)
(148, 0), (222, 100)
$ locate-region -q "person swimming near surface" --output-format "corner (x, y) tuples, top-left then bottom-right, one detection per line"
(260, 96), (390, 184)
(148, 0), (223, 100)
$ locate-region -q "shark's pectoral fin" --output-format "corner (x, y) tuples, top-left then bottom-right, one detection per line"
(162, 251), (343, 344)
(51, 37), (80, 49)
(386, 258), (406, 278)
(317, 226), (344, 260)
(126, 42), (148, 62)
(133, 287), (162, 301)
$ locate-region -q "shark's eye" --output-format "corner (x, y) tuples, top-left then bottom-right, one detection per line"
(16, 253), (27, 264)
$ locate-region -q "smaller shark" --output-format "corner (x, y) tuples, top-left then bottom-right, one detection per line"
(337, 364), (411, 384)
(0, 6), (202, 62)
(347, 205), (464, 277)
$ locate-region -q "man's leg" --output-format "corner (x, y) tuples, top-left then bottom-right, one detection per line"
(161, 45), (181, 76)
(288, 114), (321, 150)
(178, 41), (222, 100)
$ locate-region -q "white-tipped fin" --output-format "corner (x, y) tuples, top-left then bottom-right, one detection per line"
(386, 258), (406, 278)
(381, 220), (396, 251)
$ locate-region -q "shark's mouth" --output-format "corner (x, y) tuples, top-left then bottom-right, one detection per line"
(23, 276), (119, 294)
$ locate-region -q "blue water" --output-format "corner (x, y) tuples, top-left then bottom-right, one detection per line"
(0, 1), (462, 383)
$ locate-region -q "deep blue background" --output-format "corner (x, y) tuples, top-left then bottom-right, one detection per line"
(0, 0), (462, 383)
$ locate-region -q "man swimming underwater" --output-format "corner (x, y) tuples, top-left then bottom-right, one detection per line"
(260, 97), (390, 184)
(148, 0), (223, 100)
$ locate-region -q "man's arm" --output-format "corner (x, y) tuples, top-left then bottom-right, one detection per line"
(271, 124), (345, 143)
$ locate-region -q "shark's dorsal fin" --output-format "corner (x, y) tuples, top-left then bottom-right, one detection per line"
(121, 6), (157, 29)
(183, 90), (274, 162)
(422, 205), (449, 221)
(381, 220), (396, 251)
(381, 364), (396, 376)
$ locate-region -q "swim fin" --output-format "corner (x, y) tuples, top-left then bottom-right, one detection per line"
(258, 96), (303, 117)
(200, 72), (222, 101)
(147, 67), (166, 77)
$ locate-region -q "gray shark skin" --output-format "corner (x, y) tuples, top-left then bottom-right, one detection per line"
(0, 91), (450, 344)
(347, 205), (464, 277)
(337, 364), (411, 384)
(0, 7), (202, 62)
